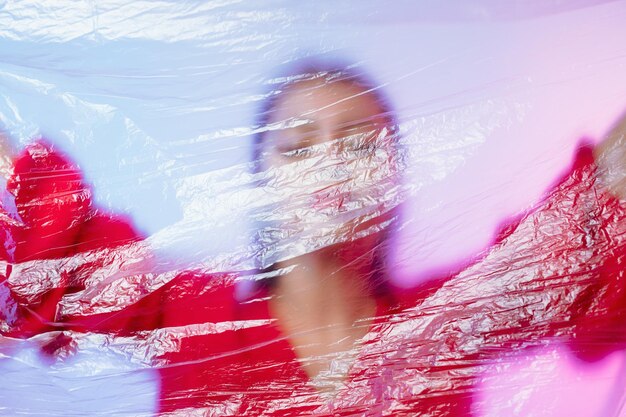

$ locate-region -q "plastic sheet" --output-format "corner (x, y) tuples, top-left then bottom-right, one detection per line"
(1, 1), (626, 416)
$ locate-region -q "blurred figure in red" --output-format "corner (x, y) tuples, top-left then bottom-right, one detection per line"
(0, 131), (158, 343)
(0, 130), (164, 416)
(156, 59), (626, 416)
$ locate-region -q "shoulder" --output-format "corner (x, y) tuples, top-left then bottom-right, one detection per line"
(159, 270), (241, 327)
(76, 211), (143, 252)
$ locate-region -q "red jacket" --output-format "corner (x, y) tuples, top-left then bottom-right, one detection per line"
(3, 141), (624, 416)
(154, 145), (626, 416)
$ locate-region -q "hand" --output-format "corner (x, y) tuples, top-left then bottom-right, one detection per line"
(0, 129), (15, 181)
(594, 111), (626, 199)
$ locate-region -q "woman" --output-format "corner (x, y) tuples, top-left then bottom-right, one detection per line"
(156, 59), (626, 416)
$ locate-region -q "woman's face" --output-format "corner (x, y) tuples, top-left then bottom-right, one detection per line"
(263, 78), (394, 171)
(257, 77), (399, 260)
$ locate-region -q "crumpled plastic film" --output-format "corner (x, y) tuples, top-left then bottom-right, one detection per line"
(1, 1), (626, 416)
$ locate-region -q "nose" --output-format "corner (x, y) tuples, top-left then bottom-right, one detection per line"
(310, 159), (353, 213)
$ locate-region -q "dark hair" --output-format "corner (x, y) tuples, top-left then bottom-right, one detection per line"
(250, 57), (402, 298)
(251, 57), (400, 174)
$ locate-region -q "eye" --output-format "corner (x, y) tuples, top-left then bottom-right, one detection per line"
(342, 134), (377, 158)
(338, 123), (381, 157)
(283, 147), (312, 159)
(276, 145), (314, 160)
(273, 126), (318, 160)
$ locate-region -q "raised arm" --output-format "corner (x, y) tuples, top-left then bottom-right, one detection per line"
(1, 139), (155, 338)
(594, 111), (626, 199)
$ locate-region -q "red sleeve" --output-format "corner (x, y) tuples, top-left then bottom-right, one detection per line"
(405, 143), (626, 364)
(564, 154), (626, 361)
(488, 144), (626, 361)
(2, 140), (150, 338)
(522, 144), (626, 361)
(8, 140), (91, 263)
(2, 140), (88, 336)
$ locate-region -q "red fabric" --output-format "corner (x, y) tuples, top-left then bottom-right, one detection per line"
(0, 140), (152, 338)
(2, 140), (623, 415)
(156, 144), (626, 416)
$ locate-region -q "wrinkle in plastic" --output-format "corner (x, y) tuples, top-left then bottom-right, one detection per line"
(1, 1), (626, 416)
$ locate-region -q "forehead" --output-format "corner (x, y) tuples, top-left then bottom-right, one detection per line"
(270, 78), (386, 126)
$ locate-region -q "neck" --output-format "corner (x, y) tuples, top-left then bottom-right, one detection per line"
(269, 250), (378, 382)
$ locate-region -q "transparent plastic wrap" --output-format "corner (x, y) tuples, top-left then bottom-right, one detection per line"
(1, 1), (626, 416)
